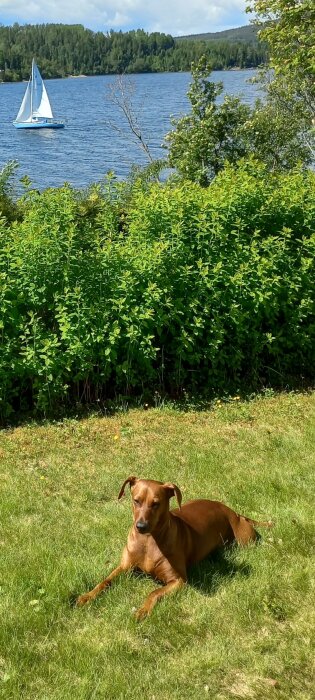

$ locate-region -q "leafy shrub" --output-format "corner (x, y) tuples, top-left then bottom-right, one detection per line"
(0, 163), (314, 416)
(0, 161), (21, 223)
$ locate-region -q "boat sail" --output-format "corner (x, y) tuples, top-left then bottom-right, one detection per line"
(13, 59), (65, 129)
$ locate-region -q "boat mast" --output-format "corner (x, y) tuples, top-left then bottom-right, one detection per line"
(30, 58), (34, 119)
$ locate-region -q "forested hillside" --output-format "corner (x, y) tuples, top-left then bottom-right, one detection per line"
(0, 23), (267, 81)
(177, 24), (259, 43)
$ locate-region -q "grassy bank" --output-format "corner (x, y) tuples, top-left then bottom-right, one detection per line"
(0, 391), (314, 699)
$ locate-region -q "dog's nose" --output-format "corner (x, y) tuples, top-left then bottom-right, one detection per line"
(136, 521), (149, 534)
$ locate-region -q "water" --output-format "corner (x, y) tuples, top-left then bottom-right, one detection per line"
(1, 70), (259, 190)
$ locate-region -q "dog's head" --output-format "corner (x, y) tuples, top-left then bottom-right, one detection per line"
(118, 476), (182, 535)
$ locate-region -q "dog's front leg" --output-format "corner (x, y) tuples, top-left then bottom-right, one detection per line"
(76, 564), (126, 606)
(76, 547), (132, 606)
(135, 577), (185, 621)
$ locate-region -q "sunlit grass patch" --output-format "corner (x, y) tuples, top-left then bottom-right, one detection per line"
(0, 392), (314, 699)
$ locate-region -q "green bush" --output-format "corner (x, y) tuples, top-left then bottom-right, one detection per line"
(0, 161), (21, 223)
(0, 162), (314, 416)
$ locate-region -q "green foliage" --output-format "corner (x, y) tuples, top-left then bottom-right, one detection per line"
(245, 95), (313, 170)
(247, 0), (315, 109)
(0, 163), (314, 416)
(165, 52), (314, 181)
(166, 5), (314, 182)
(0, 23), (267, 81)
(0, 161), (21, 222)
(247, 0), (315, 159)
(165, 58), (252, 185)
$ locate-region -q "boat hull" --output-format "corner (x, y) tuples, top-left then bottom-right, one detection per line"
(13, 120), (65, 129)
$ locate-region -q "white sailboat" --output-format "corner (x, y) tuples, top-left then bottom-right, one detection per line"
(13, 59), (65, 129)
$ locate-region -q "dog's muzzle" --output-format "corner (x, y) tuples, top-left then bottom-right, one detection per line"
(136, 521), (149, 534)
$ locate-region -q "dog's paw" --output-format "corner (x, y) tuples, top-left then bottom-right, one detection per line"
(76, 593), (92, 607)
(134, 605), (149, 622)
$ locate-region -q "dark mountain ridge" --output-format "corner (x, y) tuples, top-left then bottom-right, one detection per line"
(176, 24), (259, 44)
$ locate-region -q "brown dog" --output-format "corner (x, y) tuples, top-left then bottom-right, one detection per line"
(76, 477), (272, 620)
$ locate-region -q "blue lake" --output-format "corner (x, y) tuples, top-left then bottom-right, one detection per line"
(1, 70), (259, 190)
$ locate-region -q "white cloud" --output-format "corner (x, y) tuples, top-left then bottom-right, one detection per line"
(0, 0), (248, 35)
(142, 0), (247, 36)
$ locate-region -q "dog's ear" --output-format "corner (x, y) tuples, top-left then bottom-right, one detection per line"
(163, 482), (182, 509)
(118, 476), (137, 500)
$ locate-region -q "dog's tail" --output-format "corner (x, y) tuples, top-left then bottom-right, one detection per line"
(241, 515), (273, 528)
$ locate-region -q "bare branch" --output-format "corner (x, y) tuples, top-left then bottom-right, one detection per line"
(106, 74), (155, 163)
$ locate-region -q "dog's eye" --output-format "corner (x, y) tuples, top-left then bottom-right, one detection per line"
(152, 502), (159, 509)
(133, 499), (140, 506)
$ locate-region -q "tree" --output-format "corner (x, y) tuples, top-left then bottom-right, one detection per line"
(165, 57), (251, 186)
(247, 0), (315, 158)
(247, 1), (315, 110)
(245, 93), (313, 169)
(0, 24), (266, 81)
(106, 74), (155, 164)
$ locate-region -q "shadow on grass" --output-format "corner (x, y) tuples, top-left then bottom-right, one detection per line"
(188, 546), (252, 595)
(69, 546), (252, 608)
(2, 382), (314, 429)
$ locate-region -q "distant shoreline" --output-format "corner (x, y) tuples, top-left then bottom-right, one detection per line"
(0, 66), (256, 84)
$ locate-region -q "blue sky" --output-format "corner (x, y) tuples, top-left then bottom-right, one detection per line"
(0, 1), (249, 36)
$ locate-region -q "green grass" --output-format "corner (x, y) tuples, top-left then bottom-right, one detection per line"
(0, 393), (314, 699)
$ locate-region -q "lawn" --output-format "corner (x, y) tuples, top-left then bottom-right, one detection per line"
(0, 392), (314, 699)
